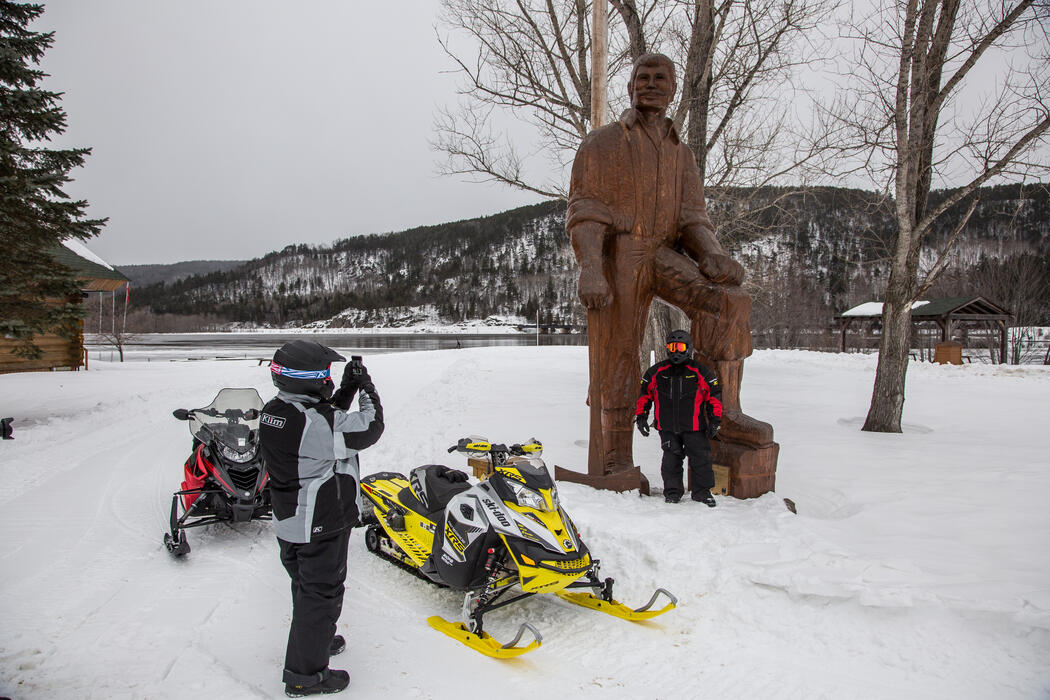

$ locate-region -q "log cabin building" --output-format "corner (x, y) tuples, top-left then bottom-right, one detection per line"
(0, 241), (129, 373)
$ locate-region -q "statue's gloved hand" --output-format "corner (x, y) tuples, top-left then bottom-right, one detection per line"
(577, 269), (613, 309)
(700, 254), (745, 286)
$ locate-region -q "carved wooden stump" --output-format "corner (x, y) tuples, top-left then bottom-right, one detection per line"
(703, 440), (780, 499)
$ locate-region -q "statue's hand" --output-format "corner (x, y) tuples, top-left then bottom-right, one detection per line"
(701, 254), (745, 286)
(578, 269), (613, 309)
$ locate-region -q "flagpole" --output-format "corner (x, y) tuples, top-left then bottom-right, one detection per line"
(122, 283), (129, 335)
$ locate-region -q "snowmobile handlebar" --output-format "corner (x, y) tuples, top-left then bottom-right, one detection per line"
(172, 407), (260, 422)
(447, 438), (542, 456)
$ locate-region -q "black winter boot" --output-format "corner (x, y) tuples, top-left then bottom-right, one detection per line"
(283, 668), (350, 697)
(692, 489), (716, 507)
(329, 635), (345, 656)
(664, 492), (681, 504)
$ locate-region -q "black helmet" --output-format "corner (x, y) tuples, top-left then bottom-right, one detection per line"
(665, 329), (693, 364)
(269, 340), (345, 399)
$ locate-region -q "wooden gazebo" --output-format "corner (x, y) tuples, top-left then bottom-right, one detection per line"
(836, 296), (1015, 363)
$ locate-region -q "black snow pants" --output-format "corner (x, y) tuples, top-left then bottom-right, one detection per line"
(279, 529), (351, 679)
(659, 430), (714, 499)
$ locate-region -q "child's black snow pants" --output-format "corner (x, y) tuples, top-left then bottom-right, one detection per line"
(278, 529), (351, 679)
(659, 430), (714, 499)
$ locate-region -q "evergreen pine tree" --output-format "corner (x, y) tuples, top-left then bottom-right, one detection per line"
(1, 1), (106, 358)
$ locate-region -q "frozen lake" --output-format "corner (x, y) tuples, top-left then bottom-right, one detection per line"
(84, 331), (586, 363)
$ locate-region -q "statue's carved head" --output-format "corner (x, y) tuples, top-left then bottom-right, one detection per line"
(627, 53), (677, 114)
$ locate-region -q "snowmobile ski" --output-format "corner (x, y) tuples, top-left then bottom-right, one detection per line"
(556, 587), (678, 621)
(427, 616), (542, 658)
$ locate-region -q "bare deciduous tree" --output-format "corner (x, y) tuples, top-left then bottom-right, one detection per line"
(435, 0), (837, 367)
(435, 0), (834, 193)
(829, 0), (1050, 431)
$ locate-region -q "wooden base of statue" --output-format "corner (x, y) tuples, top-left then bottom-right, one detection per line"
(554, 465), (651, 495)
(691, 438), (780, 498)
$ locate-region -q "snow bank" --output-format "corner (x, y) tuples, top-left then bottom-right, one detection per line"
(1, 348), (1048, 699)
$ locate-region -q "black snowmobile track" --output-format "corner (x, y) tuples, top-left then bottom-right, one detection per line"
(365, 526), (448, 589)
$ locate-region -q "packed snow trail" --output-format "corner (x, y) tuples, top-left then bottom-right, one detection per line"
(1, 348), (1048, 699)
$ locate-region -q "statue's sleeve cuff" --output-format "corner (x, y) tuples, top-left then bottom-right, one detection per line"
(567, 198), (613, 230)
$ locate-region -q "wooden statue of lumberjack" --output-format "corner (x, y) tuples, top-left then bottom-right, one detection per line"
(566, 52), (773, 486)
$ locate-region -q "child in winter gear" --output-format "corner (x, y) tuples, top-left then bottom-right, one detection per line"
(635, 330), (722, 506)
(260, 340), (384, 696)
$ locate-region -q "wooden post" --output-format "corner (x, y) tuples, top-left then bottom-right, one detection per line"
(590, 0), (607, 129)
(839, 318), (851, 352)
(999, 320), (1008, 365)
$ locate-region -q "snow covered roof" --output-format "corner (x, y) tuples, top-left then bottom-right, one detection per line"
(839, 301), (929, 317)
(838, 297), (1013, 319)
(54, 239), (128, 291)
(62, 239), (114, 271)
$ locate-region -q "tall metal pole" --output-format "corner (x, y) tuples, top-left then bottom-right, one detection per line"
(590, 0), (608, 129)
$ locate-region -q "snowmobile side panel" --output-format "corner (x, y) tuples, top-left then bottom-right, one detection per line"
(427, 616), (542, 658)
(555, 588), (678, 620)
(361, 476), (437, 567)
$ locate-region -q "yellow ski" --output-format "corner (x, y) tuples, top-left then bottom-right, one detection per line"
(555, 588), (678, 621)
(427, 616), (542, 658)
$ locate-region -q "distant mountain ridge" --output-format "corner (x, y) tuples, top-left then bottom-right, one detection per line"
(121, 260), (247, 287)
(130, 183), (1049, 331)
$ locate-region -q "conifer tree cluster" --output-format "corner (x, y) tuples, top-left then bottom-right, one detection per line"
(0, 1), (105, 357)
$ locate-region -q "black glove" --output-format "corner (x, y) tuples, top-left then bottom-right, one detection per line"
(635, 414), (650, 437)
(330, 386), (355, 410)
(340, 356), (371, 389)
(437, 466), (469, 483)
(705, 419), (721, 440)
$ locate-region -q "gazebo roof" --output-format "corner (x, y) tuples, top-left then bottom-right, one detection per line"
(837, 296), (1013, 321)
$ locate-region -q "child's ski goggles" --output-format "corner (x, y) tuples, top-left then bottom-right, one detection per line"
(666, 342), (688, 353)
(269, 362), (331, 380)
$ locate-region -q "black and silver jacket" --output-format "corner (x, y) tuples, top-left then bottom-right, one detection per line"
(260, 386), (383, 543)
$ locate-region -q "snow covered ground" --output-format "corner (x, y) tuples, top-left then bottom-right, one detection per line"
(1, 347), (1048, 699)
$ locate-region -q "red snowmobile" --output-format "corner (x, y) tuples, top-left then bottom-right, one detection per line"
(163, 388), (272, 556)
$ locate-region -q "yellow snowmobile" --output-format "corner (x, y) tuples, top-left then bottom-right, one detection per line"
(359, 437), (677, 658)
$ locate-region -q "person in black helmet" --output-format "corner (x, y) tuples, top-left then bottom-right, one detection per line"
(634, 330), (722, 506)
(259, 340), (383, 697)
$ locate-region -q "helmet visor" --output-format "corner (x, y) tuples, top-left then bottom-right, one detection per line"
(270, 362), (331, 380)
(666, 342), (689, 353)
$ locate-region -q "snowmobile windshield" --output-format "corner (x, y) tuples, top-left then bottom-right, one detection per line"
(512, 457), (553, 490)
(188, 388), (264, 451)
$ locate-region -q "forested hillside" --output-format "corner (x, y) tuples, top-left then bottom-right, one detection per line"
(121, 260), (247, 287)
(129, 184), (1050, 339)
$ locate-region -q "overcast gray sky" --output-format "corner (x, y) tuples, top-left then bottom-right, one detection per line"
(37, 1), (544, 265)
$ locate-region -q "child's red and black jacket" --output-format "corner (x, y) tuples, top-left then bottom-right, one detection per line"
(635, 359), (722, 433)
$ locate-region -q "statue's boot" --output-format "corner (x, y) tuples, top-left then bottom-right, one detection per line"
(707, 358), (774, 447)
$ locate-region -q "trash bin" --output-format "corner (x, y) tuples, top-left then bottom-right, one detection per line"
(934, 341), (963, 365)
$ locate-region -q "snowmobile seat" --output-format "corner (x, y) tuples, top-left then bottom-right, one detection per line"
(407, 464), (471, 515)
(397, 486), (436, 519)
